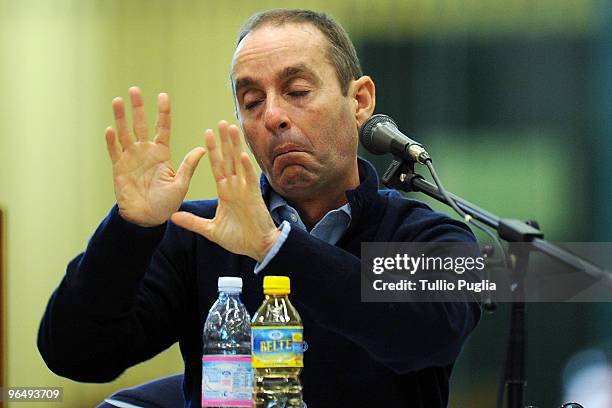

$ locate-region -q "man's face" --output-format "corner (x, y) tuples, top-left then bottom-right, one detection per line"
(231, 23), (359, 200)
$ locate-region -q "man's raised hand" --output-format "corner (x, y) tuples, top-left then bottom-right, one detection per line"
(171, 121), (280, 262)
(105, 87), (206, 227)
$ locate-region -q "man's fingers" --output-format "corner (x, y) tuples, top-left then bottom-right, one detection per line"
(205, 129), (225, 182)
(105, 127), (121, 164)
(228, 125), (244, 179)
(129, 86), (149, 142)
(218, 121), (235, 176)
(112, 97), (132, 149)
(241, 152), (259, 185)
(154, 92), (171, 146)
(171, 211), (213, 239)
(176, 147), (207, 186)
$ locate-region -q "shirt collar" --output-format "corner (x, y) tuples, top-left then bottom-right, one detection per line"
(267, 190), (351, 226)
(260, 156), (381, 226)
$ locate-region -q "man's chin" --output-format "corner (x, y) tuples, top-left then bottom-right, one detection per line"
(271, 166), (319, 196)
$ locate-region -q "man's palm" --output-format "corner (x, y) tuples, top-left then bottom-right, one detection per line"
(105, 87), (205, 227)
(171, 122), (280, 262)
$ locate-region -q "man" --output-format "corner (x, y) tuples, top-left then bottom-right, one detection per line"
(38, 9), (480, 407)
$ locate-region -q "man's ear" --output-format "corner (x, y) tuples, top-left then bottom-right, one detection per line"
(351, 76), (376, 128)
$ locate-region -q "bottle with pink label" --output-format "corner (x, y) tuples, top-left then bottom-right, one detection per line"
(202, 277), (253, 408)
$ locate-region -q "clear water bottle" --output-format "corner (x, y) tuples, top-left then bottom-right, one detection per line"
(252, 276), (304, 408)
(202, 277), (253, 408)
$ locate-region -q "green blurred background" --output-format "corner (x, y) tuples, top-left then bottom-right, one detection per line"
(0, 0), (610, 407)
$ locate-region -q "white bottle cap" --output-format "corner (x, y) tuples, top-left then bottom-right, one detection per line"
(218, 276), (243, 292)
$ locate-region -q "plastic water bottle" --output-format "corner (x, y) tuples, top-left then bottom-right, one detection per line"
(202, 277), (253, 408)
(252, 276), (304, 408)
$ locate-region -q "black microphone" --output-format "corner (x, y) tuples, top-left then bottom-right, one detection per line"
(359, 114), (431, 164)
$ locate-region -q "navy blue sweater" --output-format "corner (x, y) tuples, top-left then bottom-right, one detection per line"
(38, 159), (480, 407)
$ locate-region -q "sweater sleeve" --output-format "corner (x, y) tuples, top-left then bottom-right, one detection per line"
(260, 213), (481, 374)
(37, 205), (192, 382)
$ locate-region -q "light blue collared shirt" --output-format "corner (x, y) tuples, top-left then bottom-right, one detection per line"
(254, 190), (352, 273)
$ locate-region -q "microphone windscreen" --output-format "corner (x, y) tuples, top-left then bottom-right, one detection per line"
(359, 114), (397, 155)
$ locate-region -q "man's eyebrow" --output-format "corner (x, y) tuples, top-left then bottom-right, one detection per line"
(278, 64), (316, 82)
(234, 77), (257, 96)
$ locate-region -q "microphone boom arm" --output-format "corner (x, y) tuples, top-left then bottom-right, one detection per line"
(380, 158), (612, 286)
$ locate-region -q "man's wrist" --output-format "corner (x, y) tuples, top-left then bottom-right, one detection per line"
(256, 228), (282, 262)
(117, 206), (166, 228)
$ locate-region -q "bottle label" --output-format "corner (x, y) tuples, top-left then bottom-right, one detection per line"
(252, 326), (304, 368)
(201, 355), (253, 407)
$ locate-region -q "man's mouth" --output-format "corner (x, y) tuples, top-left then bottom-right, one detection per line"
(272, 144), (304, 161)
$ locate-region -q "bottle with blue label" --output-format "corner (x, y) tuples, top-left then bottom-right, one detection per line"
(252, 276), (304, 408)
(202, 277), (253, 408)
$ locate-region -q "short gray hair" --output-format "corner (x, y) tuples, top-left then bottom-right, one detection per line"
(235, 8), (363, 96)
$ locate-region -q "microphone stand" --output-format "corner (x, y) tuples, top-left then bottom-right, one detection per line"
(380, 158), (612, 408)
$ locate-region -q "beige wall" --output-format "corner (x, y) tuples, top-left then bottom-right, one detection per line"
(0, 0), (600, 407)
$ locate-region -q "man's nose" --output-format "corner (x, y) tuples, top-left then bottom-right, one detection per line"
(263, 95), (291, 134)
